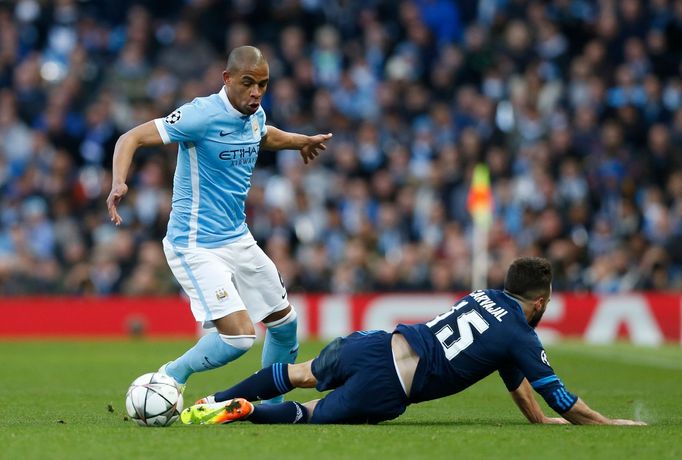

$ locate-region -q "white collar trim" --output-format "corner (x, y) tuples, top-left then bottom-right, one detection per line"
(219, 86), (248, 118)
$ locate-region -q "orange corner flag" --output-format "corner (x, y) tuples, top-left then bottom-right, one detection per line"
(467, 164), (493, 227)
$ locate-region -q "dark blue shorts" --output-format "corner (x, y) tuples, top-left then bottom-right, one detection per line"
(309, 330), (408, 424)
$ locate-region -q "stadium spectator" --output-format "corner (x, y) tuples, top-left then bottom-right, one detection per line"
(0, 0), (681, 296)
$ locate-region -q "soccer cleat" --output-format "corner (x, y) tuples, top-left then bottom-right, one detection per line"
(158, 361), (186, 394)
(195, 394), (216, 405)
(180, 398), (254, 425)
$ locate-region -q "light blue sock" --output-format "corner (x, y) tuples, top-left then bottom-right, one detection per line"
(261, 317), (299, 404)
(166, 332), (249, 384)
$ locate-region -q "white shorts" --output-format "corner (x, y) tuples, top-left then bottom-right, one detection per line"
(163, 232), (289, 327)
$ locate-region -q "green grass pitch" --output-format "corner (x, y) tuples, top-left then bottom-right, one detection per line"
(1, 340), (681, 460)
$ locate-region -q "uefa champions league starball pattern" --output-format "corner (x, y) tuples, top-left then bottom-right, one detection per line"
(164, 110), (182, 124)
(125, 372), (183, 427)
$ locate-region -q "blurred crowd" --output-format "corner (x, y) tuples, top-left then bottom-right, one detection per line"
(1, 0), (681, 296)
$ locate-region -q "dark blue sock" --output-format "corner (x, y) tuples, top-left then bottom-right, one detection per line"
(248, 401), (308, 424)
(214, 363), (293, 402)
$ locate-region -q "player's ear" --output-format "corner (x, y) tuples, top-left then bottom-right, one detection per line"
(222, 70), (230, 86)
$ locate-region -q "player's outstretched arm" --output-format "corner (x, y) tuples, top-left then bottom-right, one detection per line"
(107, 121), (164, 225)
(510, 379), (569, 424)
(261, 125), (332, 164)
(561, 398), (646, 425)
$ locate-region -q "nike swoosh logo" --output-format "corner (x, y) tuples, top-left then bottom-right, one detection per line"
(281, 293), (286, 299)
(219, 130), (235, 137)
(203, 356), (218, 369)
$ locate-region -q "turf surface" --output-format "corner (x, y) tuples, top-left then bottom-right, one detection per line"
(0, 340), (680, 460)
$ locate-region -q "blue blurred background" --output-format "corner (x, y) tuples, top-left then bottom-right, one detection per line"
(0, 0), (681, 298)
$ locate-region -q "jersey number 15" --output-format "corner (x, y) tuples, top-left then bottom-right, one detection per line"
(426, 301), (490, 360)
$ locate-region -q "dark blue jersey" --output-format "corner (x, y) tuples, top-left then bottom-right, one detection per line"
(395, 289), (577, 414)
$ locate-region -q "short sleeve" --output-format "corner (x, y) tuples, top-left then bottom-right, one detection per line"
(511, 331), (578, 414)
(509, 331), (555, 384)
(154, 100), (208, 144)
(498, 363), (525, 391)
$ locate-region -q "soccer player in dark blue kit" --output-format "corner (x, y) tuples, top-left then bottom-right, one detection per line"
(181, 257), (645, 426)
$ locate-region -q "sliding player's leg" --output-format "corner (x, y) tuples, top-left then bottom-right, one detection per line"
(308, 331), (408, 424)
(181, 398), (317, 425)
(185, 331), (407, 425)
(195, 333), (343, 404)
(202, 331), (388, 412)
(183, 372), (398, 425)
(197, 359), (317, 404)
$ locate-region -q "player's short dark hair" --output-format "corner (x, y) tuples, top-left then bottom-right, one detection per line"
(504, 257), (552, 299)
(226, 46), (267, 73)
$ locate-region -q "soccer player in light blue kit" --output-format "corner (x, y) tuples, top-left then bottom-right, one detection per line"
(106, 46), (332, 398)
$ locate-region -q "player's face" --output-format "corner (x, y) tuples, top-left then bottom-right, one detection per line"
(223, 63), (269, 115)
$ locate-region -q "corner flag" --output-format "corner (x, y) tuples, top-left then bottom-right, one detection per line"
(467, 164), (493, 228)
(467, 164), (493, 290)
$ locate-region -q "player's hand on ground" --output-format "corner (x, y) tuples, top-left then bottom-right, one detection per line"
(300, 133), (332, 164)
(106, 182), (128, 226)
(611, 419), (647, 426)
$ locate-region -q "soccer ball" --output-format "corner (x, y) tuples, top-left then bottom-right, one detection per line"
(125, 372), (183, 427)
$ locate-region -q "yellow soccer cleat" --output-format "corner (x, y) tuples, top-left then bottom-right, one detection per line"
(180, 398), (254, 425)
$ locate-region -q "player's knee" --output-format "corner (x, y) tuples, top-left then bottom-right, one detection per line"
(264, 308), (297, 331)
(265, 309), (298, 345)
(303, 400), (319, 421)
(288, 361), (317, 388)
(263, 304), (294, 324)
(214, 311), (256, 337)
(219, 334), (256, 351)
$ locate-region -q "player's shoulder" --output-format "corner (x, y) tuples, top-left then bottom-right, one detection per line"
(163, 95), (214, 121)
(181, 94), (225, 126)
(189, 93), (223, 114)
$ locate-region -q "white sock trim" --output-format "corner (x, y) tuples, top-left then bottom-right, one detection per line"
(263, 309), (297, 328)
(219, 334), (256, 350)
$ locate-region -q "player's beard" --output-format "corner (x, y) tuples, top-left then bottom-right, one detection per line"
(529, 310), (544, 329)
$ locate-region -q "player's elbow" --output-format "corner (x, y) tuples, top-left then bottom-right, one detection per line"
(115, 130), (141, 152)
(118, 121), (163, 149)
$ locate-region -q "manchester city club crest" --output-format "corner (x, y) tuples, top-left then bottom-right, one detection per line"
(215, 288), (228, 301)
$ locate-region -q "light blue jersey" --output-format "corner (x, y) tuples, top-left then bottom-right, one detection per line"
(154, 87), (267, 248)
